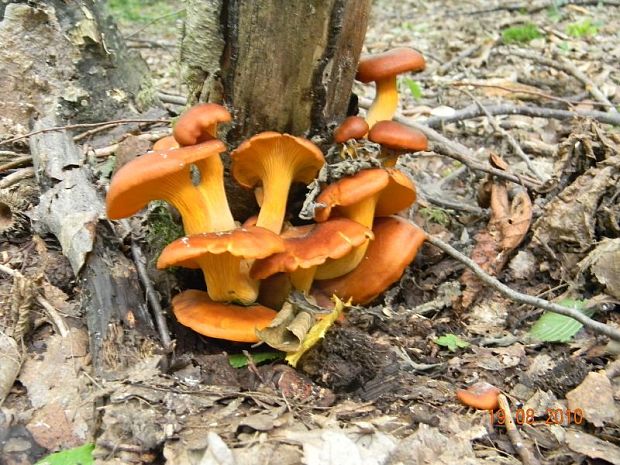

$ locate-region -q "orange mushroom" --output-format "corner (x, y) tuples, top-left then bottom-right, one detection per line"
(333, 116), (370, 143)
(157, 226), (285, 305)
(313, 168), (416, 279)
(314, 216), (426, 304)
(356, 48), (426, 128)
(172, 289), (277, 342)
(251, 218), (373, 293)
(231, 132), (324, 234)
(368, 120), (428, 167)
(152, 135), (180, 151)
(173, 103), (232, 146)
(456, 382), (501, 410)
(106, 140), (235, 234)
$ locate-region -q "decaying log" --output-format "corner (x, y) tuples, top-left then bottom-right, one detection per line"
(30, 117), (155, 376)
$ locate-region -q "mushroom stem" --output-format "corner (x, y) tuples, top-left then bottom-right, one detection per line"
(196, 253), (259, 305)
(256, 166), (293, 234)
(290, 267), (317, 294)
(365, 76), (398, 129)
(194, 155), (236, 232)
(313, 196), (377, 280)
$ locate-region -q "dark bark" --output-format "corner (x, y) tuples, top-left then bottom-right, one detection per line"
(180, 0), (370, 143)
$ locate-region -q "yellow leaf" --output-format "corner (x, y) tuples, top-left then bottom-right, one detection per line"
(285, 296), (347, 367)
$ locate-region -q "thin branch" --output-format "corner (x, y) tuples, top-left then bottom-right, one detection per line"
(0, 264), (69, 337)
(123, 9), (186, 40)
(0, 119), (171, 147)
(450, 81), (578, 106)
(505, 49), (617, 113)
(497, 394), (542, 465)
(423, 103), (620, 128)
(463, 89), (547, 181)
(0, 156), (32, 173)
(0, 167), (35, 189)
(156, 92), (187, 106)
(420, 230), (620, 342)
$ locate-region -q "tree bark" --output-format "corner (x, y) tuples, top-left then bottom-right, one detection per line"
(0, 0), (155, 138)
(180, 0), (370, 143)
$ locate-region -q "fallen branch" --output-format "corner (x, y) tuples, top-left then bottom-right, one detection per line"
(0, 118), (170, 147)
(463, 89), (548, 181)
(0, 167), (35, 189)
(423, 103), (620, 128)
(505, 49), (617, 113)
(497, 394), (542, 465)
(421, 230), (620, 342)
(0, 155), (32, 173)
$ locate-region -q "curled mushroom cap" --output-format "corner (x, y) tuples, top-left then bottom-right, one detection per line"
(251, 218), (373, 293)
(368, 120), (428, 167)
(158, 226), (285, 304)
(152, 135), (180, 151)
(313, 168), (416, 279)
(231, 132), (325, 234)
(456, 382), (500, 410)
(106, 140), (235, 234)
(314, 216), (426, 305)
(172, 289), (277, 343)
(333, 116), (370, 143)
(173, 103), (232, 146)
(356, 48), (426, 128)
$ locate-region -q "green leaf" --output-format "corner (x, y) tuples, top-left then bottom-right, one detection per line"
(501, 23), (543, 44)
(566, 19), (600, 38)
(402, 77), (423, 101)
(435, 334), (470, 352)
(529, 299), (594, 343)
(35, 443), (94, 465)
(228, 351), (284, 369)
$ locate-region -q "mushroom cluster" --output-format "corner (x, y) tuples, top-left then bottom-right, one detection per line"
(106, 82), (426, 344)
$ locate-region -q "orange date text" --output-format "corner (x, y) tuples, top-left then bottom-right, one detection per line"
(488, 408), (584, 426)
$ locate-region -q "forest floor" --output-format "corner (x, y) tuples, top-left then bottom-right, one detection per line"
(1, 1), (620, 464)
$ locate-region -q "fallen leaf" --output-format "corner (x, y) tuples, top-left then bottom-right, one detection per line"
(565, 371), (619, 427)
(565, 430), (620, 465)
(0, 332), (21, 407)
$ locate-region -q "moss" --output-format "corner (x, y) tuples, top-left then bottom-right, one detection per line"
(145, 202), (184, 264)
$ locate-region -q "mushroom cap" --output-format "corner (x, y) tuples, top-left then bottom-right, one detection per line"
(157, 226), (285, 269)
(231, 132), (324, 188)
(106, 139), (226, 219)
(368, 120), (428, 152)
(333, 116), (369, 143)
(356, 47), (426, 83)
(173, 103), (232, 146)
(250, 218), (373, 279)
(313, 168), (416, 222)
(314, 216), (426, 304)
(172, 289), (277, 342)
(456, 382), (501, 410)
(152, 135), (180, 151)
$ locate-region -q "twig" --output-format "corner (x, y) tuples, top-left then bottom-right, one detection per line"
(0, 119), (171, 147)
(450, 81), (576, 106)
(359, 97), (543, 189)
(119, 220), (172, 350)
(431, 43), (483, 76)
(419, 187), (489, 216)
(423, 103), (620, 128)
(497, 394), (542, 465)
(0, 263), (69, 337)
(505, 49), (617, 113)
(463, 89), (547, 182)
(0, 156), (32, 173)
(156, 92), (187, 106)
(91, 130), (172, 158)
(420, 231), (620, 342)
(123, 9), (185, 40)
(0, 167), (35, 189)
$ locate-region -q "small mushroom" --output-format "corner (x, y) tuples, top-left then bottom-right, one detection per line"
(313, 168), (416, 279)
(368, 120), (428, 167)
(356, 47), (426, 128)
(251, 218), (373, 294)
(333, 116), (370, 143)
(456, 382), (501, 410)
(231, 132), (324, 234)
(106, 140), (235, 234)
(314, 216), (426, 304)
(157, 226), (285, 305)
(171, 289), (277, 343)
(173, 103), (232, 146)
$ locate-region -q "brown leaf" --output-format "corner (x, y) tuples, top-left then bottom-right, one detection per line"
(501, 190), (533, 250)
